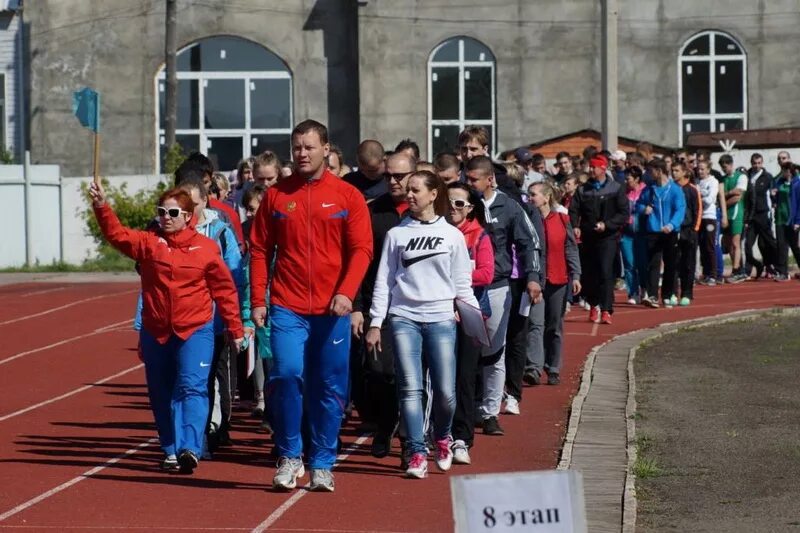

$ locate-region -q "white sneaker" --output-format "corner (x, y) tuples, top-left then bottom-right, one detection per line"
(503, 396), (520, 415)
(405, 452), (428, 479)
(451, 440), (471, 465)
(273, 457), (305, 490)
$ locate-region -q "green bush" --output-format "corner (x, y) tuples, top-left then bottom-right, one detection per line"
(0, 145), (14, 164)
(81, 178), (168, 269)
(164, 143), (187, 175)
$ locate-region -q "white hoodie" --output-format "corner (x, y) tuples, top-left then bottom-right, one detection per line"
(369, 216), (479, 327)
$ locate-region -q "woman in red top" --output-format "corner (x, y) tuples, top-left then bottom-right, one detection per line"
(89, 182), (244, 474)
(528, 182), (581, 385)
(446, 182), (494, 466)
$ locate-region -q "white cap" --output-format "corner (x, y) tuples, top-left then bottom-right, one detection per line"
(611, 150), (627, 162)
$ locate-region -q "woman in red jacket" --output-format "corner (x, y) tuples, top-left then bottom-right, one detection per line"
(89, 182), (244, 474)
(446, 182), (494, 466)
(527, 182), (581, 385)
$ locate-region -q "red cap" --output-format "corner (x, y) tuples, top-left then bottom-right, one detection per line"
(590, 155), (608, 169)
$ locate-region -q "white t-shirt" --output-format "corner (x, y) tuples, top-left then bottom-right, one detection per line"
(369, 216), (479, 327)
(697, 177), (719, 219)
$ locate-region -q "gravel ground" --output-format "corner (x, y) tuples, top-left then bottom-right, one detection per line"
(635, 313), (800, 532)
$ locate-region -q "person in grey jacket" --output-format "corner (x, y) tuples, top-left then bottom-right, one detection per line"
(525, 182), (581, 385)
(568, 155), (628, 324)
(464, 156), (544, 438)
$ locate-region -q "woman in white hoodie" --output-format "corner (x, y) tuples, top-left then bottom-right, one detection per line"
(366, 170), (479, 479)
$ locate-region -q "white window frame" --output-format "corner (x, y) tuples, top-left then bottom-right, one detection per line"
(428, 37), (496, 158)
(154, 45), (293, 172)
(678, 30), (747, 145)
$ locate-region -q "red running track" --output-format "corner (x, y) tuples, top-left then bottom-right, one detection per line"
(0, 279), (796, 532)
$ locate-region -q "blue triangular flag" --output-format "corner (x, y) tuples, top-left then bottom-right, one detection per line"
(72, 87), (100, 133)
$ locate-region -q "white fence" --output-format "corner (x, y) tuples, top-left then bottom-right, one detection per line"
(1, 166), (169, 268)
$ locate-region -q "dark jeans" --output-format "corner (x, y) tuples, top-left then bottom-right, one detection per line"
(452, 325), (481, 447)
(776, 224), (800, 276)
(744, 212), (778, 275)
(580, 235), (618, 312)
(699, 219), (717, 278)
(674, 232), (698, 299)
(505, 279), (533, 402)
(363, 321), (399, 437)
(207, 334), (232, 434)
(645, 232), (678, 300)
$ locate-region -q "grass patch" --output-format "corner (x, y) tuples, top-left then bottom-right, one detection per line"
(0, 255), (135, 273)
(634, 456), (664, 479)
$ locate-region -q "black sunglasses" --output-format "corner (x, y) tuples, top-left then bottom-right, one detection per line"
(384, 171), (412, 182)
(156, 206), (187, 218)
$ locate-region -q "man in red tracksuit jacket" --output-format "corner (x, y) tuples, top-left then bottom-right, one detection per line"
(250, 120), (372, 493)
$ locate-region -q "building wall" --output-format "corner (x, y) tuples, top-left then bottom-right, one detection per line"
(26, 0), (355, 177)
(25, 0), (800, 174)
(0, 12), (19, 158)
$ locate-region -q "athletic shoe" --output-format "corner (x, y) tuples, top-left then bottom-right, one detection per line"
(601, 311), (613, 325)
(667, 295), (678, 306)
(259, 420), (273, 434)
(627, 297), (638, 305)
(161, 454), (178, 471)
(547, 373), (560, 386)
(564, 302), (571, 314)
(679, 297), (691, 306)
(435, 437), (454, 471)
(503, 396), (520, 415)
(177, 449), (198, 474)
(482, 416), (505, 436)
(451, 440), (471, 465)
(406, 452), (428, 479)
(371, 433), (391, 458)
(774, 273), (790, 282)
(252, 405), (265, 419)
(273, 457), (305, 491)
(698, 276), (717, 286)
(589, 306), (600, 323)
(310, 469), (335, 492)
(523, 371), (541, 386)
(643, 296), (659, 308)
(615, 278), (626, 291)
(727, 273), (747, 284)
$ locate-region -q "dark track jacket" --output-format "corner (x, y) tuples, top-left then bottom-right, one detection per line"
(568, 177), (629, 240)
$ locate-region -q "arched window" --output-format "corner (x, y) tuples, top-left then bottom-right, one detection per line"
(679, 31), (746, 145)
(156, 36), (293, 171)
(428, 37), (496, 157)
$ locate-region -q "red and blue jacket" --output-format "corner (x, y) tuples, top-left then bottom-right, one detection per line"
(249, 169), (373, 315)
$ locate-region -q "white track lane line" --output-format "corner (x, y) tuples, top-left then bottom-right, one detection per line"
(0, 438), (157, 523)
(0, 319), (133, 367)
(251, 433), (371, 533)
(0, 289), (137, 326)
(0, 362), (143, 423)
(16, 287), (68, 298)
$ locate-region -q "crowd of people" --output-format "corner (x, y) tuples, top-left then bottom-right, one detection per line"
(89, 119), (800, 492)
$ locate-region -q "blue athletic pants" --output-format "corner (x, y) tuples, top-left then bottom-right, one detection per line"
(140, 321), (214, 458)
(268, 305), (350, 469)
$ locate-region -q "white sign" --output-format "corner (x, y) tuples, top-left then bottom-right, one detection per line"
(451, 470), (587, 533)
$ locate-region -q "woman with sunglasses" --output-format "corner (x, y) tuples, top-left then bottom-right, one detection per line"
(89, 181), (244, 474)
(446, 182), (494, 466)
(366, 171), (479, 479)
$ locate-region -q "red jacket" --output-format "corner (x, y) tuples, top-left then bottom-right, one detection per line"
(249, 169), (373, 314)
(208, 197), (244, 248)
(457, 218), (495, 287)
(94, 204), (244, 343)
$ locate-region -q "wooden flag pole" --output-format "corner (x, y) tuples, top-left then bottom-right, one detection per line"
(93, 132), (100, 186)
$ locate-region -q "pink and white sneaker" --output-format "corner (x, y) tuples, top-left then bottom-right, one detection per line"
(405, 452), (428, 479)
(435, 437), (454, 471)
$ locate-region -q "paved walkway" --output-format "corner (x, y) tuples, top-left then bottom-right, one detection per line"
(561, 304), (800, 533)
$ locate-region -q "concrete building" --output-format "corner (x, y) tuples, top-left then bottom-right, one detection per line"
(23, 0), (800, 176)
(0, 1), (23, 160)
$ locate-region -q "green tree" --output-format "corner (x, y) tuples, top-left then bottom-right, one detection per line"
(164, 143), (186, 175)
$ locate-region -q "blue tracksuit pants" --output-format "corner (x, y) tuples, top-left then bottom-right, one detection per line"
(140, 321), (214, 457)
(268, 305), (350, 469)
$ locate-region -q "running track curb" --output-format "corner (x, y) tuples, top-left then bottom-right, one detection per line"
(557, 305), (800, 533)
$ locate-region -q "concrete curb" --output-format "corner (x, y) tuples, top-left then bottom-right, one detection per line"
(559, 305), (799, 533)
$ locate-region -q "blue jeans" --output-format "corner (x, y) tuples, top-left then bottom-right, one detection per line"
(389, 316), (457, 456)
(620, 233), (647, 298)
(268, 305), (350, 469)
(140, 321), (214, 457)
